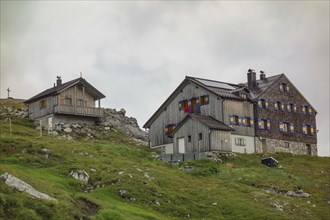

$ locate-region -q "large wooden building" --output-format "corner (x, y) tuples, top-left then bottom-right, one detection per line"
(25, 76), (105, 128)
(143, 70), (317, 156)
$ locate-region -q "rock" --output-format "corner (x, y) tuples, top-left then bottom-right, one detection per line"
(271, 203), (283, 211)
(104, 127), (110, 131)
(69, 169), (89, 183)
(128, 174), (133, 178)
(130, 196), (136, 202)
(119, 189), (127, 197)
(119, 108), (126, 116)
(144, 172), (154, 181)
(0, 172), (56, 201)
(64, 128), (72, 133)
(90, 168), (97, 172)
(67, 135), (73, 140)
(118, 172), (124, 175)
(155, 200), (160, 206)
(40, 148), (51, 159)
(212, 202), (217, 206)
(182, 166), (195, 171)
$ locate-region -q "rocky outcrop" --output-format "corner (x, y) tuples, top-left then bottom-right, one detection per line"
(100, 108), (148, 142)
(0, 172), (56, 201)
(0, 99), (28, 118)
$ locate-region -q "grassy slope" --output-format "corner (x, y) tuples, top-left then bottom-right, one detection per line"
(0, 116), (329, 219)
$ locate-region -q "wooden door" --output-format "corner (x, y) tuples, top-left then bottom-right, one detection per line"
(178, 138), (185, 154)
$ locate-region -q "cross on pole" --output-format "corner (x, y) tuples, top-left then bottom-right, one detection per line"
(7, 88), (10, 98)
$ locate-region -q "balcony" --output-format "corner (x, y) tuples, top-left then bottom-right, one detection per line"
(54, 105), (102, 117)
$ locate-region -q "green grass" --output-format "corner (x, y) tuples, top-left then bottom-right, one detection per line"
(0, 115), (329, 219)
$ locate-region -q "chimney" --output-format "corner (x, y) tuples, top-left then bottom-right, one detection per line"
(260, 70), (266, 80)
(56, 76), (62, 86)
(247, 69), (256, 90)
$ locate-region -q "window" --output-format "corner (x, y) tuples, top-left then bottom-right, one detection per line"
(284, 83), (290, 93)
(65, 98), (72, 106)
(258, 118), (270, 130)
(235, 138), (246, 146)
(78, 99), (84, 107)
(302, 105), (306, 114)
(240, 93), (247, 99)
(39, 99), (47, 109)
(258, 119), (265, 129)
(262, 99), (269, 109)
(200, 95), (209, 105)
(178, 99), (188, 111)
(246, 117), (252, 126)
(284, 142), (290, 148)
(198, 133), (203, 140)
(188, 135), (192, 142)
(308, 106), (312, 116)
(279, 121), (290, 133)
(287, 103), (293, 112)
(234, 116), (239, 125)
(164, 123), (177, 136)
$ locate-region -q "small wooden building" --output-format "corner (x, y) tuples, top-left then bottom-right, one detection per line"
(24, 76), (105, 128)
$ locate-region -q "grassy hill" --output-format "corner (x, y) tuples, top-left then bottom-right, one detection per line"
(0, 103), (329, 219)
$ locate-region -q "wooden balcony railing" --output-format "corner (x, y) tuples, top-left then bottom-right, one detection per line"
(54, 105), (102, 117)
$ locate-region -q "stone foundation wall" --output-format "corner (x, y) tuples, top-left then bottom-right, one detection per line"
(255, 137), (317, 156)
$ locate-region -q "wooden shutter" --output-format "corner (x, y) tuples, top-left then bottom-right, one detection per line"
(293, 104), (297, 113)
(290, 122), (294, 134)
(302, 105), (306, 114)
(196, 97), (201, 113)
(178, 101), (182, 111)
(279, 121), (284, 132)
(238, 116), (242, 126)
(285, 84), (290, 93)
(250, 117), (254, 127)
(188, 98), (192, 113)
(302, 124), (307, 135)
(230, 115), (234, 125)
(265, 99), (269, 109)
(308, 107), (312, 116)
(242, 117), (246, 126)
(279, 83), (284, 92)
(274, 100), (278, 110)
(204, 95), (209, 105)
(281, 102), (285, 111)
(287, 103), (291, 112)
(257, 99), (262, 108)
(310, 125), (315, 136)
(267, 119), (271, 130)
(258, 118), (262, 129)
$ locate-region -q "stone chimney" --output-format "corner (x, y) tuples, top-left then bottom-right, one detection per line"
(56, 76), (62, 86)
(260, 71), (266, 80)
(247, 69), (256, 90)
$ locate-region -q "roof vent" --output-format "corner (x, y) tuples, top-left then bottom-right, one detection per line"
(56, 76), (62, 86)
(260, 71), (266, 80)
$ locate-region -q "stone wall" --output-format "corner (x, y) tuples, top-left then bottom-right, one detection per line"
(255, 137), (317, 156)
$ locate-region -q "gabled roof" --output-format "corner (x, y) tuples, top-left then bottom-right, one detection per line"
(143, 76), (246, 128)
(248, 74), (283, 99)
(24, 77), (106, 104)
(170, 114), (234, 136)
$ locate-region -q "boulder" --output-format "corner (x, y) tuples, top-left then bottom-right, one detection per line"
(64, 128), (72, 133)
(69, 169), (89, 183)
(0, 172), (56, 201)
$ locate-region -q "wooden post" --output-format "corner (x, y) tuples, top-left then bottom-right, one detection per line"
(39, 120), (42, 137)
(83, 86), (86, 115)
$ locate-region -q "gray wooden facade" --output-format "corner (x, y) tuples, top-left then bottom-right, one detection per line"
(144, 77), (255, 154)
(25, 77), (105, 127)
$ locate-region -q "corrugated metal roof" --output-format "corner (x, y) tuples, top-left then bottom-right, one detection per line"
(25, 77), (106, 103)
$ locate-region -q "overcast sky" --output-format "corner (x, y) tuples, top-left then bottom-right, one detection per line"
(1, 1), (329, 156)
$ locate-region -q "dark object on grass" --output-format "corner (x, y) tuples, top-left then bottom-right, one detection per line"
(261, 157), (278, 167)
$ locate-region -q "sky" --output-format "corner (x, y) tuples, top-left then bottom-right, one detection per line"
(1, 1), (329, 156)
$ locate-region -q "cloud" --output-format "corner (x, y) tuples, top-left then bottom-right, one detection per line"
(1, 1), (329, 155)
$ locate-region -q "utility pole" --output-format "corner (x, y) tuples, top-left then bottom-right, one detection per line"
(7, 87), (10, 98)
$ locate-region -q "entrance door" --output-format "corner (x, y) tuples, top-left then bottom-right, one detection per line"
(178, 138), (185, 154)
